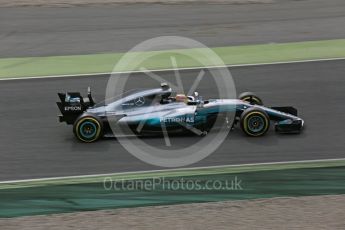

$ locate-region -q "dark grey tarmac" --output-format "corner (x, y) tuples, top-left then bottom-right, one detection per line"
(0, 0), (345, 57)
(0, 60), (344, 181)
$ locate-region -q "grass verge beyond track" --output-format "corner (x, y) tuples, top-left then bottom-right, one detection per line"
(1, 159), (345, 218)
(1, 39), (345, 79)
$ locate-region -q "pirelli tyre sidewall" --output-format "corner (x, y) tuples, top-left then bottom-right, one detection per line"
(73, 114), (103, 143)
(240, 107), (270, 137)
(238, 92), (263, 105)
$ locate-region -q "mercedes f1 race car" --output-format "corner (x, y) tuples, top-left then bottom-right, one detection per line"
(57, 83), (304, 142)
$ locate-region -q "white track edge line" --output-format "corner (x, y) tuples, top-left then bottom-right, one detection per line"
(1, 158), (345, 184)
(1, 57), (345, 81)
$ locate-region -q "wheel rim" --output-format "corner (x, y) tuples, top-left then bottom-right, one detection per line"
(79, 121), (97, 139)
(247, 115), (265, 133)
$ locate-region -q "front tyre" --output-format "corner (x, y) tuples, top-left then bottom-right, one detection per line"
(238, 92), (263, 105)
(73, 115), (103, 143)
(240, 108), (270, 137)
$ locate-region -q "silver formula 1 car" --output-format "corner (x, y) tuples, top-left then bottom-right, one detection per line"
(57, 83), (304, 142)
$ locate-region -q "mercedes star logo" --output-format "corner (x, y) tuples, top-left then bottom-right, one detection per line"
(134, 97), (145, 106)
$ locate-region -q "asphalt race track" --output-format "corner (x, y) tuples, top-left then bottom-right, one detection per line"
(0, 60), (344, 180)
(1, 0), (345, 57)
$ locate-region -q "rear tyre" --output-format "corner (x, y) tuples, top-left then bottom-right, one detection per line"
(240, 108), (270, 137)
(238, 92), (263, 105)
(73, 115), (103, 143)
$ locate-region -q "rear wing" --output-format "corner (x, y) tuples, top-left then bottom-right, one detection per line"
(57, 87), (95, 125)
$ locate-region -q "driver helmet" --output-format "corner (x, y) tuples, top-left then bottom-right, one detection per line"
(175, 94), (188, 103)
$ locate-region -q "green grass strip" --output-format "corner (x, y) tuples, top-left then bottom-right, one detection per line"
(1, 39), (345, 79)
(1, 159), (345, 190)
